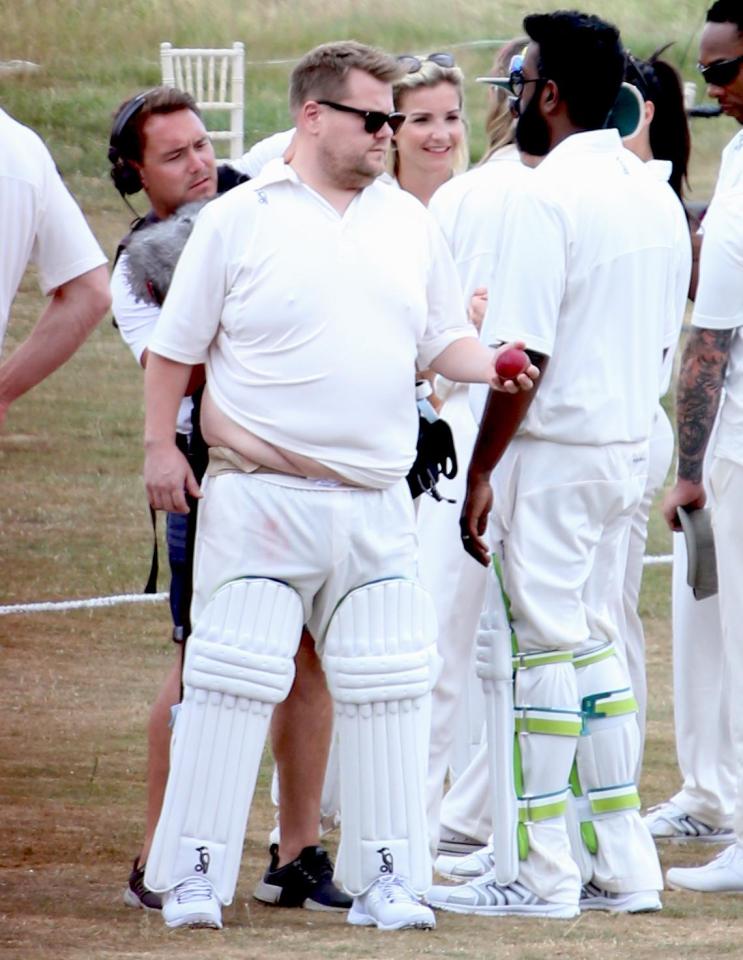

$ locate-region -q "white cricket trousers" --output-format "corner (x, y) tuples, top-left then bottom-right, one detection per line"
(708, 456), (743, 838)
(488, 437), (660, 902)
(417, 386), (487, 851)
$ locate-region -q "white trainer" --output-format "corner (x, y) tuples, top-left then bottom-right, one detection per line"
(580, 882), (661, 913)
(161, 876), (223, 929)
(438, 827), (484, 855)
(666, 842), (743, 892)
(644, 802), (735, 844)
(347, 874), (435, 931)
(427, 870), (579, 918)
(435, 841), (493, 881)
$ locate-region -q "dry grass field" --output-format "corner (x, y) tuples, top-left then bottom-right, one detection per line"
(3, 1), (743, 957)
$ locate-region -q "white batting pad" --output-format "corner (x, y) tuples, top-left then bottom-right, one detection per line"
(323, 579), (438, 895)
(476, 568), (519, 884)
(145, 577), (303, 904)
(573, 642), (662, 891)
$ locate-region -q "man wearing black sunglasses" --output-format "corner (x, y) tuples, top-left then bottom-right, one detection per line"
(138, 39), (535, 935)
(696, 0), (743, 121)
(432, 9), (688, 921)
(662, 0), (743, 896)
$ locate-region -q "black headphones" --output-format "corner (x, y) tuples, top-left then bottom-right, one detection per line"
(108, 91), (150, 197)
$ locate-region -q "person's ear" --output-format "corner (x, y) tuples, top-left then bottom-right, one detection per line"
(541, 79), (559, 113)
(301, 100), (323, 134)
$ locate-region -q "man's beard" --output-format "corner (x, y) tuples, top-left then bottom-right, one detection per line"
(319, 141), (385, 189)
(515, 92), (551, 157)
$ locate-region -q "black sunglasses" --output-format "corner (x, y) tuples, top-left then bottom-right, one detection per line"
(317, 100), (406, 134)
(397, 52), (456, 74)
(509, 67), (548, 99)
(697, 54), (743, 87)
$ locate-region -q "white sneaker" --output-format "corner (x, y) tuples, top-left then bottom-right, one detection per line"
(580, 882), (661, 913)
(348, 874), (435, 931)
(438, 827), (484, 855)
(161, 876), (223, 929)
(666, 842), (743, 892)
(426, 869), (579, 918)
(435, 841), (493, 880)
(644, 802), (734, 844)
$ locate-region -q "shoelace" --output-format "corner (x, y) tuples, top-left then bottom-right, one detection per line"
(377, 874), (417, 903)
(295, 848), (334, 883)
(175, 877), (214, 904)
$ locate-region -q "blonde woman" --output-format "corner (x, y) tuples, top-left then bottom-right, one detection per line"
(389, 53), (468, 205)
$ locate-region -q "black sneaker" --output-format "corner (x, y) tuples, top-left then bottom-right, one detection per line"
(253, 844), (352, 912)
(123, 857), (162, 911)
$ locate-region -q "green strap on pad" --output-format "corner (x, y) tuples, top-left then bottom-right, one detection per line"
(582, 688), (639, 721)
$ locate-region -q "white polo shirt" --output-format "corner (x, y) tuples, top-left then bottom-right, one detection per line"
(693, 131), (743, 469)
(150, 159), (473, 488)
(429, 143), (531, 302)
(481, 129), (686, 446)
(429, 144), (532, 417)
(0, 108), (106, 350)
(644, 159), (691, 397)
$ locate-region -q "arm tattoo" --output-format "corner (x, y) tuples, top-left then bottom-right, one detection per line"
(676, 327), (732, 483)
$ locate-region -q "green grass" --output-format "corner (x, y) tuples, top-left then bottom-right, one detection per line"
(1, 4), (740, 957)
(0, 0), (738, 183)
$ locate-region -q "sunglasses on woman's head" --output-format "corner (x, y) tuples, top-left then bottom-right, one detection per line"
(398, 52), (456, 74)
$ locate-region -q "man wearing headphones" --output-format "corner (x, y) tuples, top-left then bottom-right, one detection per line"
(0, 107), (110, 428)
(108, 87), (348, 916)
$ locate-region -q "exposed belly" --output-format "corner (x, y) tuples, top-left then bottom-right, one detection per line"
(200, 386), (348, 482)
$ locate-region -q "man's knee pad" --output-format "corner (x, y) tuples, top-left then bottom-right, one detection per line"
(478, 557), (581, 879)
(512, 656), (582, 863)
(145, 578), (303, 904)
(323, 579), (438, 895)
(571, 643), (640, 864)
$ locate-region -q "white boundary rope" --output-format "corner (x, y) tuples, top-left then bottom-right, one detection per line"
(0, 592), (168, 616)
(0, 556), (673, 615)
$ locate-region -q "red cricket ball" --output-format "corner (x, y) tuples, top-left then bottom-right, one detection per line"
(495, 347), (530, 380)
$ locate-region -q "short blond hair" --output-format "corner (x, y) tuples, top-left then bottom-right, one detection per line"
(289, 40), (404, 114)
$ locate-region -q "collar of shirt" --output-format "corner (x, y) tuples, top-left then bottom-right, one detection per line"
(245, 156), (397, 220)
(645, 157), (672, 184)
(538, 127), (623, 168)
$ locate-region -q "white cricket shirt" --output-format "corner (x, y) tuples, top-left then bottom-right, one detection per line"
(149, 159), (473, 488)
(481, 129), (686, 445)
(0, 108), (106, 350)
(692, 131), (743, 469)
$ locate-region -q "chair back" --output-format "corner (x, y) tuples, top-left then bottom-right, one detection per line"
(160, 41), (245, 159)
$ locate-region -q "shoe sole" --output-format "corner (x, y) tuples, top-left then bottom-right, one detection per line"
(123, 887), (161, 912)
(347, 912), (435, 931)
(580, 899), (662, 914)
(430, 901), (579, 919)
(253, 880), (350, 912)
(437, 869), (488, 882)
(666, 878), (743, 893)
(651, 833), (736, 845)
(434, 860), (490, 882)
(164, 916), (222, 930)
(437, 840), (484, 855)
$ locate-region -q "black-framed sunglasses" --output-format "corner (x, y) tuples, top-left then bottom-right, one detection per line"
(509, 67), (548, 99)
(316, 99), (406, 134)
(398, 52), (456, 74)
(697, 53), (743, 87)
